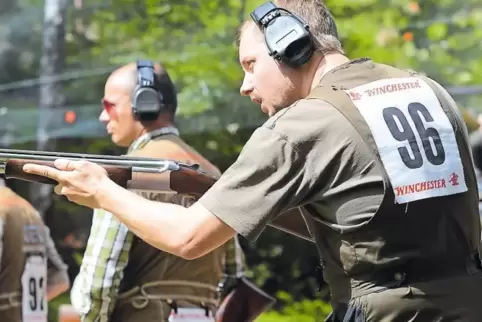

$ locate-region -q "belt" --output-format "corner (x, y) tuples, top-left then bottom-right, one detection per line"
(117, 280), (219, 310)
(349, 254), (482, 298)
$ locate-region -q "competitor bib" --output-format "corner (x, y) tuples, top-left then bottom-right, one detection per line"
(344, 77), (467, 203)
(168, 308), (214, 322)
(21, 255), (47, 322)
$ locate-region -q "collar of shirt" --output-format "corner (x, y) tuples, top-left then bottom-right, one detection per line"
(128, 126), (180, 153)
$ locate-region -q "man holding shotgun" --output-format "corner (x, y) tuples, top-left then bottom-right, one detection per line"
(66, 61), (246, 322)
(22, 0), (482, 320)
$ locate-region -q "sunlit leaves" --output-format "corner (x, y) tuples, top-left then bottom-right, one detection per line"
(86, 0), (251, 115)
(426, 23), (447, 41)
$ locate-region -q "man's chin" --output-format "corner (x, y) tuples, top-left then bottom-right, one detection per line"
(110, 134), (118, 144)
(111, 135), (129, 148)
(260, 104), (273, 117)
(262, 105), (282, 117)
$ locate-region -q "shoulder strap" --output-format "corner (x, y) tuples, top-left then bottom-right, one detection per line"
(307, 85), (391, 188)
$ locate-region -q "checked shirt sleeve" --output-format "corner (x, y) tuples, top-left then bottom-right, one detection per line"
(70, 209), (133, 322)
(222, 235), (246, 279)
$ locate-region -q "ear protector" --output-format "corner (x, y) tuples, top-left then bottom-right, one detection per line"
(132, 60), (165, 122)
(250, 1), (314, 68)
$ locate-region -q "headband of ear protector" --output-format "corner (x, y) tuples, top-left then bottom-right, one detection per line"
(132, 60), (165, 122)
(250, 1), (314, 68)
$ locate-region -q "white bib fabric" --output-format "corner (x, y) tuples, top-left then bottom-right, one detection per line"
(21, 255), (47, 322)
(344, 77), (467, 203)
(168, 308), (214, 322)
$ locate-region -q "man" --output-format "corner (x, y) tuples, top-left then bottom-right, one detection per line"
(69, 61), (245, 322)
(0, 179), (70, 322)
(469, 113), (482, 172)
(469, 115), (482, 219)
(23, 0), (482, 320)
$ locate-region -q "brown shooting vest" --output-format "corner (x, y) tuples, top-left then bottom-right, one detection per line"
(304, 59), (481, 303)
(112, 134), (227, 321)
(0, 187), (48, 322)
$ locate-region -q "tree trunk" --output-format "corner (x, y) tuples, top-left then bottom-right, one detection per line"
(30, 0), (68, 217)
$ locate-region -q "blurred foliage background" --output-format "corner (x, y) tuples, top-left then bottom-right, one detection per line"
(0, 0), (482, 321)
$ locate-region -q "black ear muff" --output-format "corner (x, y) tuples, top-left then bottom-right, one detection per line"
(250, 1), (314, 68)
(132, 60), (164, 122)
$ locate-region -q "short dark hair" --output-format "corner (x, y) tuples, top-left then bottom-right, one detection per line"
(153, 65), (178, 115)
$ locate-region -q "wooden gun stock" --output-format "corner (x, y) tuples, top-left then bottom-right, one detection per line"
(4, 159), (133, 188)
(170, 166), (217, 199)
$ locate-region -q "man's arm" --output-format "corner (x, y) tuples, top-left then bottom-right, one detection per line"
(44, 225), (70, 300)
(96, 185), (235, 260)
(23, 118), (310, 258)
(95, 125), (306, 258)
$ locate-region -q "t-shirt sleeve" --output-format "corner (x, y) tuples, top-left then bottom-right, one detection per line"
(198, 126), (306, 242)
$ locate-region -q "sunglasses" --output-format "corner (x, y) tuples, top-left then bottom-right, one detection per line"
(101, 98), (117, 117)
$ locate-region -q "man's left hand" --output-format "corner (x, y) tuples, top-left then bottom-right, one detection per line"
(23, 159), (110, 209)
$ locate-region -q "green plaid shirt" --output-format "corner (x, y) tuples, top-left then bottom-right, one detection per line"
(70, 130), (245, 322)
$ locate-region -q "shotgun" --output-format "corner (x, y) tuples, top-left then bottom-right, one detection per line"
(0, 148), (314, 321)
(0, 148), (215, 199)
(0, 148), (314, 242)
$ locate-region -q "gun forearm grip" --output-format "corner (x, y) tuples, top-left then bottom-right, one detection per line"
(5, 159), (58, 185)
(5, 159), (133, 188)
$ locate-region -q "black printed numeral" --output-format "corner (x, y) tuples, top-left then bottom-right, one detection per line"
(28, 276), (44, 311)
(382, 103), (445, 169)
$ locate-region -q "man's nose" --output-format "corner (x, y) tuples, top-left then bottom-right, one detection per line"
(239, 75), (254, 97)
(99, 109), (110, 123)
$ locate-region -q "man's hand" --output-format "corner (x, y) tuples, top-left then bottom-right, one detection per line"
(23, 159), (110, 209)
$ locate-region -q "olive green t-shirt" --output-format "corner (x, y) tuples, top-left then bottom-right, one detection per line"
(198, 97), (385, 242)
